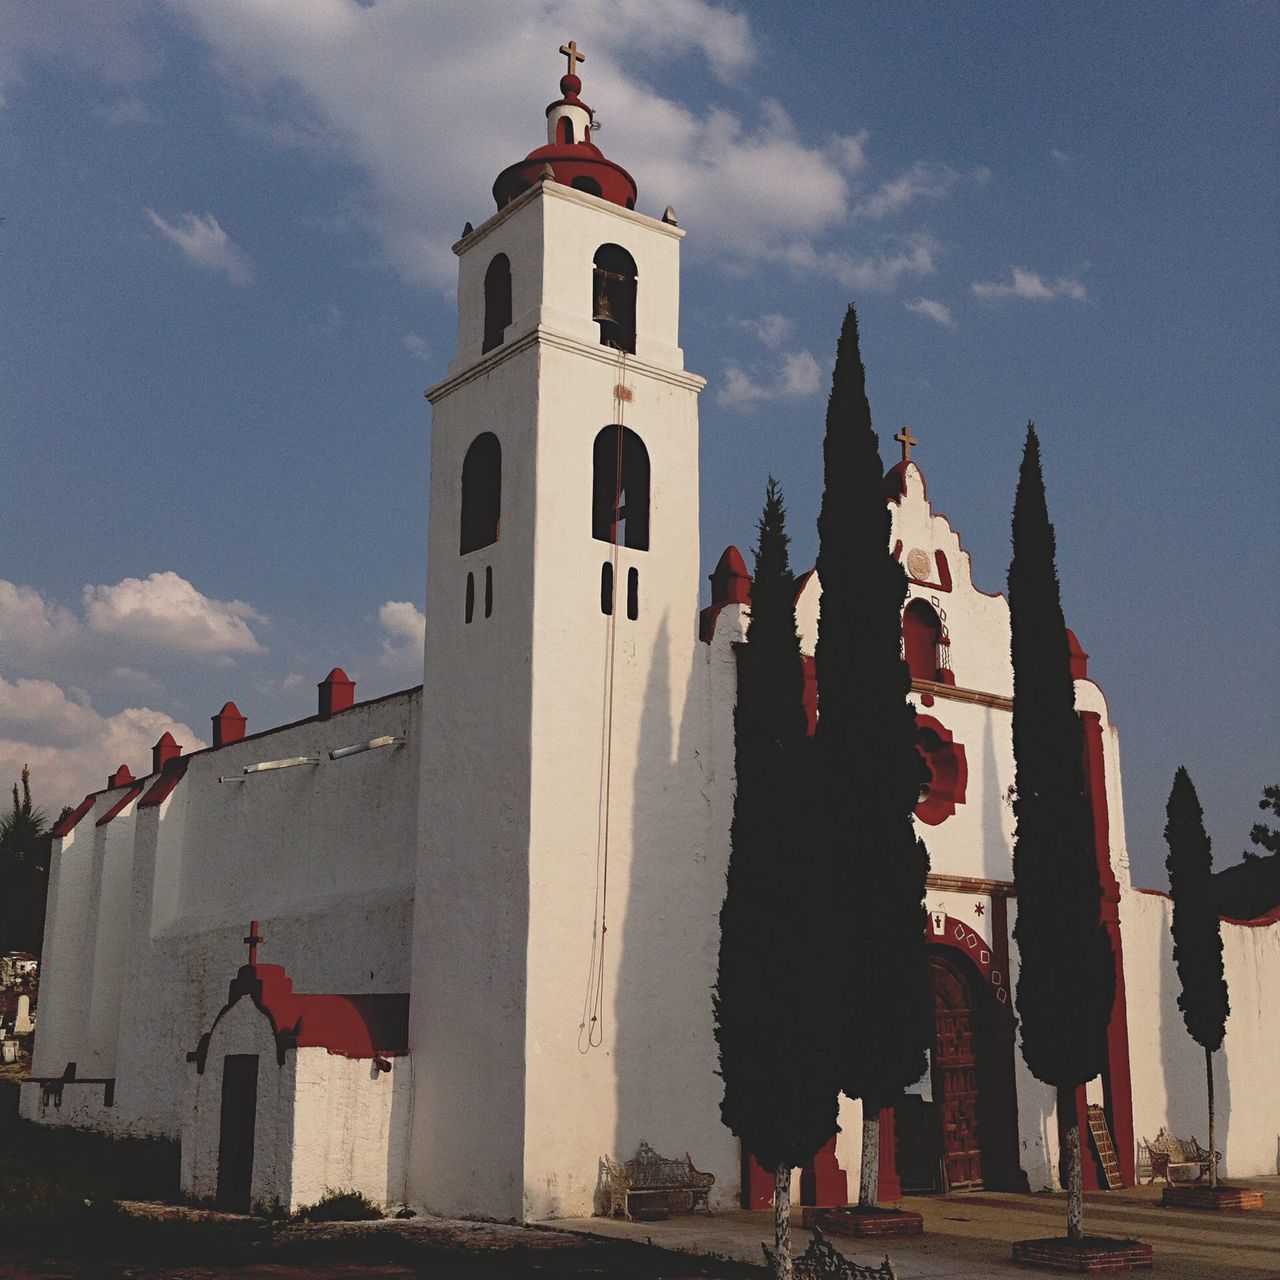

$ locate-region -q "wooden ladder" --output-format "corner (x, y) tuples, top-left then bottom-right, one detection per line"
(1087, 1103), (1123, 1189)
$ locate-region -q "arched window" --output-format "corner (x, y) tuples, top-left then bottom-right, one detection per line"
(903, 599), (944, 682)
(460, 433), (501, 554)
(592, 244), (637, 353)
(558, 117), (574, 145)
(592, 425), (649, 550)
(482, 254), (511, 354)
(571, 175), (602, 197)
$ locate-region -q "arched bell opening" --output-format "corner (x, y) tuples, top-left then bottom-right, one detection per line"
(482, 254), (512, 354)
(592, 243), (637, 353)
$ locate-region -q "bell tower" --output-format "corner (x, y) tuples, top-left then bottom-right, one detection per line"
(408, 47), (728, 1221)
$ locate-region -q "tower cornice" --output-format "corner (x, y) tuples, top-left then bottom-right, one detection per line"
(426, 325), (706, 404)
(453, 180), (685, 260)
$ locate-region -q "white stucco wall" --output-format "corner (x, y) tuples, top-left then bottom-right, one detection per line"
(289, 1048), (411, 1212)
(29, 692), (420, 1144)
(182, 996), (296, 1209)
(1122, 889), (1280, 1178)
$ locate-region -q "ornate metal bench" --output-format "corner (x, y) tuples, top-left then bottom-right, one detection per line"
(1140, 1126), (1220, 1183)
(765, 1227), (899, 1280)
(598, 1140), (715, 1218)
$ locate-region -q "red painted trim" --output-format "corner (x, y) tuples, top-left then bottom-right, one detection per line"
(194, 961), (409, 1069)
(914, 714), (968, 826)
(151, 731), (181, 774)
(877, 1104), (902, 1201)
(801, 1132), (849, 1207)
(742, 1149), (775, 1209)
(318, 668), (356, 720)
(925, 911), (1015, 1015)
(800, 654), (818, 737)
(107, 765), (135, 789)
(1080, 711), (1135, 1186)
(1067, 630), (1089, 680)
(138, 761), (187, 809)
(51, 794), (96, 838)
(95, 783), (144, 826)
(212, 701), (247, 748)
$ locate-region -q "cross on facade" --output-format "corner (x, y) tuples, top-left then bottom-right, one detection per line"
(894, 425), (919, 462)
(244, 920), (264, 965)
(559, 40), (585, 76)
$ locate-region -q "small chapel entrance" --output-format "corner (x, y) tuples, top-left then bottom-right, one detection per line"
(215, 1054), (259, 1212)
(895, 951), (1022, 1193)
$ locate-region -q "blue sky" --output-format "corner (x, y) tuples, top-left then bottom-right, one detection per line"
(1, 1), (1276, 889)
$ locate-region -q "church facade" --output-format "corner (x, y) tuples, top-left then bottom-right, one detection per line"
(24, 50), (1279, 1220)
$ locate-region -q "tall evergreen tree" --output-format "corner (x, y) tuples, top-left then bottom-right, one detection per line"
(716, 478), (837, 1280)
(1008, 425), (1115, 1240)
(813, 306), (932, 1206)
(1163, 767), (1229, 1189)
(0, 765), (51, 955)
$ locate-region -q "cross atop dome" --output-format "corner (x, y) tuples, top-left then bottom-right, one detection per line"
(491, 40), (638, 212)
(559, 39), (585, 78)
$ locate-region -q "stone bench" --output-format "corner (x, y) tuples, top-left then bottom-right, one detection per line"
(1139, 1126), (1220, 1183)
(598, 1140), (714, 1219)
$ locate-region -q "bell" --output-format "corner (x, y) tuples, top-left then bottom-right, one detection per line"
(593, 276), (615, 326)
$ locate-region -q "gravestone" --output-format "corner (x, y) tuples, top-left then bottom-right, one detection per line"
(14, 994), (33, 1036)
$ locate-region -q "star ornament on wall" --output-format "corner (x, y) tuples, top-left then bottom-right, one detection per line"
(974, 902), (985, 917)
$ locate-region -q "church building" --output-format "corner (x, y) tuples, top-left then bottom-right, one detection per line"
(24, 46), (1279, 1221)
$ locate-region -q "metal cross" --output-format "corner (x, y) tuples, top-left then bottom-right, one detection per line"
(244, 920), (264, 965)
(559, 40), (585, 76)
(894, 425), (919, 462)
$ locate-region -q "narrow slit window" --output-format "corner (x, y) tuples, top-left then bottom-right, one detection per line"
(558, 117), (574, 145)
(484, 565), (493, 618)
(460, 433), (502, 554)
(482, 254), (512, 354)
(626, 567), (639, 620)
(592, 424), (650, 550)
(600, 562), (614, 615)
(591, 244), (637, 353)
(465, 572), (475, 624)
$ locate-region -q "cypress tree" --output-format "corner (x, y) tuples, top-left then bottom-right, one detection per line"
(813, 305), (932, 1206)
(1008, 424), (1115, 1240)
(1163, 767), (1229, 1189)
(0, 765), (51, 955)
(715, 478), (837, 1280)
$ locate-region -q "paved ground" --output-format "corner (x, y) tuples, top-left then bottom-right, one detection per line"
(551, 1178), (1280, 1279)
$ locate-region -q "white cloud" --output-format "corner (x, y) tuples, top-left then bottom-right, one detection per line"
(1050, 148), (1071, 165)
(784, 234), (940, 292)
(0, 675), (206, 812)
(778, 350), (821, 396)
(737, 313), (794, 349)
(145, 209), (253, 284)
(972, 267), (1087, 302)
(377, 600), (425, 681)
(83, 571), (266, 656)
(718, 350), (822, 408)
(402, 332), (430, 361)
(905, 297), (954, 328)
(856, 161), (959, 220)
(148, 2), (944, 288)
(0, 581), (80, 665)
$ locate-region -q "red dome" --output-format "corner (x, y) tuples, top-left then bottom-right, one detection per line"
(493, 141), (637, 211)
(493, 54), (637, 211)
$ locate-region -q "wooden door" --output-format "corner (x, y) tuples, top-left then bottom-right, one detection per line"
(216, 1054), (258, 1213)
(933, 957), (982, 1189)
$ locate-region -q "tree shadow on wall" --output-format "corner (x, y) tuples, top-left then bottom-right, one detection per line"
(609, 617), (730, 1185)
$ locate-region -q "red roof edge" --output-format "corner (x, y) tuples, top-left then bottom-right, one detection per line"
(96, 782), (146, 827)
(138, 761), (188, 809)
(52, 794), (96, 838)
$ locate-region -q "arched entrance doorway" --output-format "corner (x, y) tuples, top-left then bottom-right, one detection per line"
(895, 949), (1023, 1192)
